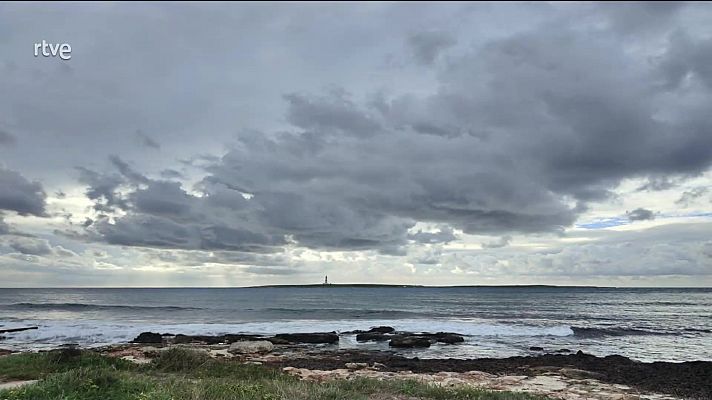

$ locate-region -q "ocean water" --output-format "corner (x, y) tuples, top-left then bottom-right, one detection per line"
(0, 286), (710, 362)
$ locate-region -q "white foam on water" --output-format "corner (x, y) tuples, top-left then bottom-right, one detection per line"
(0, 318), (573, 350)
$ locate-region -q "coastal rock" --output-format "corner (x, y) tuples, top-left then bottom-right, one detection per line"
(228, 340), (274, 354)
(345, 362), (369, 370)
(430, 332), (464, 344)
(368, 326), (395, 334)
(274, 332), (339, 344)
(266, 337), (291, 345)
(529, 346), (545, 351)
(559, 368), (605, 380)
(356, 332), (390, 342)
(132, 332), (163, 344)
(389, 336), (432, 348)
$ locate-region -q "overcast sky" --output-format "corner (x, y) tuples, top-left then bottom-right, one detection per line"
(1, 2), (711, 287)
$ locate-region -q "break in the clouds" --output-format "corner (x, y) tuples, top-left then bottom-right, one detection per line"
(0, 2), (711, 287)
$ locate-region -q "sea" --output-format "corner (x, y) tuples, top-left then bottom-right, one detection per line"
(0, 286), (710, 363)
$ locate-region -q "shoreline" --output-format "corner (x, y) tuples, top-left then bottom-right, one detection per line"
(3, 328), (710, 400)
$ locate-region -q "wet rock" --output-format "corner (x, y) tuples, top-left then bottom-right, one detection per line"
(266, 337), (291, 345)
(368, 326), (395, 334)
(228, 340), (274, 354)
(389, 336), (432, 348)
(356, 332), (390, 342)
(530, 346), (545, 351)
(431, 333), (464, 344)
(0, 348), (12, 356)
(556, 348), (572, 353)
(132, 332), (163, 344)
(274, 332), (339, 344)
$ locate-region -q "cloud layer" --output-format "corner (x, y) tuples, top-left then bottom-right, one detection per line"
(0, 2), (711, 286)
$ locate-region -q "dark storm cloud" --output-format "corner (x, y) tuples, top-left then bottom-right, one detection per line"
(626, 208), (656, 221)
(75, 3), (712, 255)
(0, 2), (701, 260)
(0, 130), (17, 147)
(0, 167), (47, 216)
(407, 30), (456, 65)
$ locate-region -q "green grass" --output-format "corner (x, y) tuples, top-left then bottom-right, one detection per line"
(0, 348), (548, 400)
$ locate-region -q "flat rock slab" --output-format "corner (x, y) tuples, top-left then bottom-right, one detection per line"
(0, 380), (38, 390)
(283, 368), (682, 400)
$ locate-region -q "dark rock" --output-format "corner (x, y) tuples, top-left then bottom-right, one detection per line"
(274, 332), (339, 344)
(0, 348), (12, 356)
(132, 332), (163, 344)
(431, 333), (464, 344)
(0, 336), (5, 341)
(356, 332), (390, 342)
(266, 337), (291, 345)
(556, 348), (571, 353)
(0, 326), (38, 334)
(368, 326), (395, 334)
(224, 334), (265, 343)
(529, 346), (544, 351)
(389, 336), (432, 348)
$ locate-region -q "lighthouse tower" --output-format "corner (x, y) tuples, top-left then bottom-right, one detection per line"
(324, 275), (329, 285)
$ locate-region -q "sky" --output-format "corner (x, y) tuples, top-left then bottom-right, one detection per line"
(0, 2), (711, 287)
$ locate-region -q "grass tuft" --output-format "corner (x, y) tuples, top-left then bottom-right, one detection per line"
(0, 349), (549, 400)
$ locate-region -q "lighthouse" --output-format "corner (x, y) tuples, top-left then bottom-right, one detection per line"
(324, 275), (329, 285)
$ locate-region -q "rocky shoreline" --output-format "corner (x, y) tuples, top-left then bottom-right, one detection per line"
(109, 328), (712, 399)
(3, 327), (711, 399)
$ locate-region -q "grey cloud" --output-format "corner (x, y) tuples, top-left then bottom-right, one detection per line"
(0, 167), (47, 216)
(7, 236), (52, 256)
(627, 208), (656, 221)
(408, 226), (457, 244)
(482, 235), (512, 249)
(597, 2), (685, 35)
(136, 130), (161, 149)
(243, 266), (302, 276)
(76, 167), (127, 212)
(676, 187), (710, 207)
(407, 30), (456, 65)
(0, 216), (9, 235)
(109, 155), (150, 185)
(80, 14), (712, 254)
(160, 169), (185, 180)
(0, 130), (17, 147)
(3, 2), (709, 274)
(285, 91), (381, 137)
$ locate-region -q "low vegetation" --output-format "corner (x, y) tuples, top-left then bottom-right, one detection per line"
(0, 348), (548, 400)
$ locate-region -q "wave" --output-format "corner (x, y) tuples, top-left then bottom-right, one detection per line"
(4, 303), (202, 312)
(0, 319), (574, 350)
(571, 326), (672, 338)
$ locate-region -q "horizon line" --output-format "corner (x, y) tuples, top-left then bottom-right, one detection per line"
(1, 284), (711, 289)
